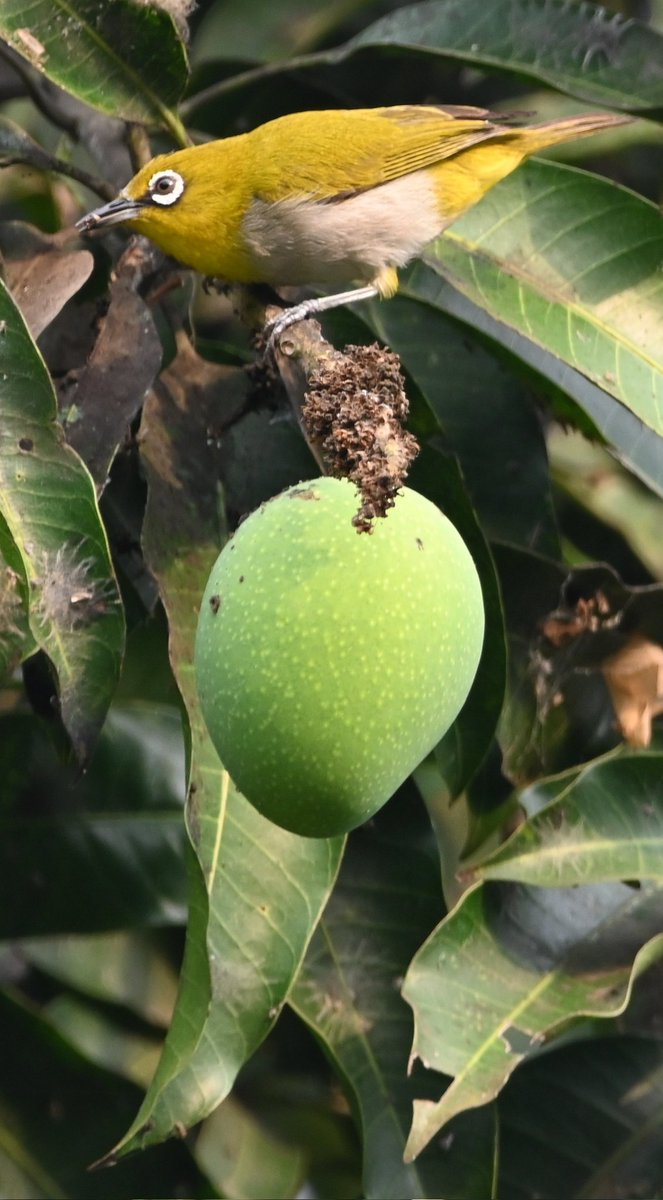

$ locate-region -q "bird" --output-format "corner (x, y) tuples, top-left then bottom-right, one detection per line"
(77, 105), (628, 339)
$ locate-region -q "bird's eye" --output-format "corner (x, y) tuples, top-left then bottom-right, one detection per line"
(147, 169), (185, 207)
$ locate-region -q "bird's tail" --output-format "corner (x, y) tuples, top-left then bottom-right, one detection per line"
(510, 111), (630, 154)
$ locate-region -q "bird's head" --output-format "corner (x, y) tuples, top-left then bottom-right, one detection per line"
(76, 151), (198, 239)
(75, 143), (247, 277)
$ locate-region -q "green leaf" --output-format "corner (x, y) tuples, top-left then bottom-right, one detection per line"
(0, 511), (32, 679)
(403, 879), (663, 1160)
(108, 333), (344, 1159)
(194, 1097), (307, 1200)
(291, 806), (497, 1200)
(549, 427), (663, 579)
(499, 1035), (663, 1200)
(407, 261), (663, 498)
(471, 751), (663, 885)
(19, 931), (178, 1025)
(44, 993), (163, 1089)
(111, 782), (344, 1158)
(0, 706), (188, 936)
(0, 279), (124, 762)
(341, 0), (663, 114)
(219, 406), (318, 520)
(617, 955), (663, 1039)
(416, 160), (663, 442)
(413, 756), (482, 912)
(0, 1139), (56, 1200)
(0, 0), (188, 139)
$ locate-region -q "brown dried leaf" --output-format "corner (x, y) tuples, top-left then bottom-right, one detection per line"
(140, 329), (251, 570)
(2, 222), (93, 340)
(602, 634), (663, 748)
(61, 243), (163, 489)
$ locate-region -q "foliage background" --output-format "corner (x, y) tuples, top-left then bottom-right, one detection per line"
(0, 0), (663, 1197)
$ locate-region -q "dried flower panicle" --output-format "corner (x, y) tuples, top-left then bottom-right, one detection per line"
(302, 343), (419, 532)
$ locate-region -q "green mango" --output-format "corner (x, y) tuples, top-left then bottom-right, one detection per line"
(195, 477), (484, 837)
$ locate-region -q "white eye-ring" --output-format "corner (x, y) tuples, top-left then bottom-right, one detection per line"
(148, 169), (185, 206)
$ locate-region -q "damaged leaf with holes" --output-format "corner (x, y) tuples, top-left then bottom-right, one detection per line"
(0, 278), (124, 760)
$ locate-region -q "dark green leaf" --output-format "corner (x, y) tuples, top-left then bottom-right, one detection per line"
(549, 428), (663, 580)
(616, 957), (663, 1040)
(413, 756), (483, 911)
(0, 279), (124, 762)
(0, 0), (188, 137)
(499, 1035), (663, 1200)
(219, 407), (318, 522)
(0, 990), (211, 1198)
(403, 880), (663, 1159)
(192, 0), (376, 64)
(182, 56), (345, 136)
(112, 780), (344, 1158)
(473, 751), (663, 885)
(340, 0), (663, 114)
(0, 706), (188, 936)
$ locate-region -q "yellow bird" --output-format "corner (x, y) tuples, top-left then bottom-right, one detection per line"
(77, 105), (627, 336)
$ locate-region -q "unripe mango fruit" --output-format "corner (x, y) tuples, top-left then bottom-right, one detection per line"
(194, 477), (484, 837)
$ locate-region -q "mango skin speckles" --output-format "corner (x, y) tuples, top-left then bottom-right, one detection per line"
(194, 477), (484, 837)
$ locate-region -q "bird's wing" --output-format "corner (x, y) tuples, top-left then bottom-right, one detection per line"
(370, 106), (503, 183)
(252, 106), (507, 202)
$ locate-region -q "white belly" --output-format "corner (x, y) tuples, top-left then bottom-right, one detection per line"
(241, 170), (443, 287)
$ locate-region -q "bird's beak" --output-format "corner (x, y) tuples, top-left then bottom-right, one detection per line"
(76, 194), (144, 232)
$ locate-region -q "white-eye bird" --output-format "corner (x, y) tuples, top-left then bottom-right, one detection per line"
(77, 105), (628, 335)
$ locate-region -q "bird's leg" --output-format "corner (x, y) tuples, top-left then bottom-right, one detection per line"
(265, 284), (380, 350)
